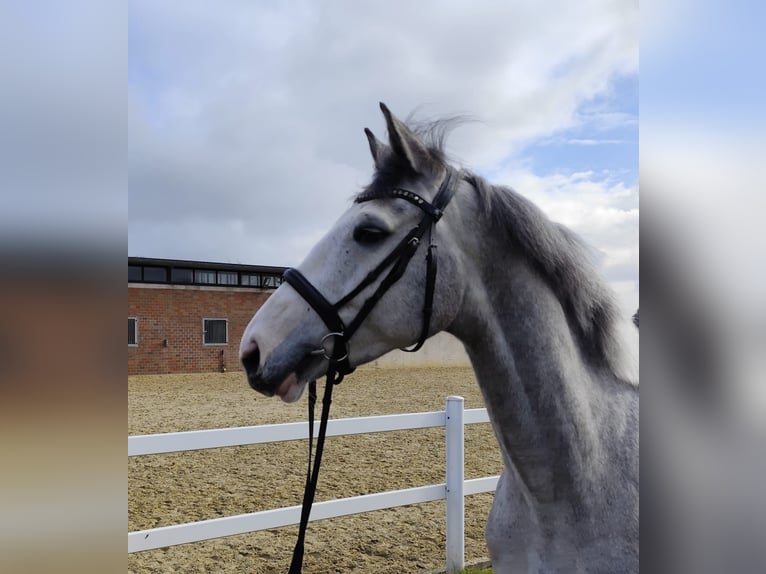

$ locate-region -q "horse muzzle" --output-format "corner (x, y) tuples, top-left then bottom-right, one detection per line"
(240, 339), (322, 403)
(240, 343), (274, 394)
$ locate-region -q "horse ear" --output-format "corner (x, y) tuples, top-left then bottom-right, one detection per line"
(364, 128), (388, 171)
(379, 102), (431, 175)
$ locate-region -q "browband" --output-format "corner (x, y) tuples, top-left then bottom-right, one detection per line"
(356, 168), (456, 222)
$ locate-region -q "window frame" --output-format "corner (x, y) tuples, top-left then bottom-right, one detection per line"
(261, 274), (281, 288)
(128, 265), (143, 282)
(170, 267), (194, 284)
(142, 266), (168, 283)
(240, 273), (262, 287)
(194, 269), (217, 285)
(217, 270), (238, 286)
(128, 316), (138, 347)
(202, 318), (228, 346)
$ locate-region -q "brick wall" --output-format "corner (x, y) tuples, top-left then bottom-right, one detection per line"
(128, 284), (270, 375)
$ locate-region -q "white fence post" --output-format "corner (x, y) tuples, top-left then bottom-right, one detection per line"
(445, 395), (465, 573)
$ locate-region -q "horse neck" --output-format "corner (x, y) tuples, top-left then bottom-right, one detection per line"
(449, 244), (623, 508)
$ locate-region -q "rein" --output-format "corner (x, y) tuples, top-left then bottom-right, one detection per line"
(282, 167), (458, 573)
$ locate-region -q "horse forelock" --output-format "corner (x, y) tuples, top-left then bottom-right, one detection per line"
(355, 117), (460, 202)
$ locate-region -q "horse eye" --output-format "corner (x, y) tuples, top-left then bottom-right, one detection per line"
(353, 226), (389, 245)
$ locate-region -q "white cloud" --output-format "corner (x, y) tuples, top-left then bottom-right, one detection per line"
(128, 0), (639, 311)
(565, 138), (626, 146)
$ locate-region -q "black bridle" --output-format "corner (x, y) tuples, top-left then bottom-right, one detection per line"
(282, 167), (459, 573)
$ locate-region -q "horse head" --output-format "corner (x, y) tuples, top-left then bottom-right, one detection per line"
(240, 103), (466, 402)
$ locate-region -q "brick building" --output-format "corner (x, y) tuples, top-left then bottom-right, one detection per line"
(128, 257), (286, 375)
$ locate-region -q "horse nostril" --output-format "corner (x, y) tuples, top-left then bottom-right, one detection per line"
(241, 344), (261, 376)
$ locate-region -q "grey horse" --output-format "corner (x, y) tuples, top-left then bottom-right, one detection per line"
(241, 104), (639, 573)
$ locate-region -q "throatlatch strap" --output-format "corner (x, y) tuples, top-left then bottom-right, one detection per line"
(403, 243), (438, 353)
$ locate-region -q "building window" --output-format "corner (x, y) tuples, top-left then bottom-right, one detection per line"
(128, 265), (142, 282)
(203, 319), (228, 345)
(241, 273), (261, 287)
(128, 317), (138, 346)
(195, 269), (217, 284)
(217, 271), (238, 285)
(143, 266), (168, 283)
(171, 268), (193, 283)
(262, 274), (281, 288)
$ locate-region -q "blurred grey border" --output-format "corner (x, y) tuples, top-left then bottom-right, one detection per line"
(641, 0), (766, 572)
(0, 2), (125, 573)
(1, 1), (765, 573)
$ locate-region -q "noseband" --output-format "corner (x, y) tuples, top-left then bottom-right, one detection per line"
(281, 167), (459, 574)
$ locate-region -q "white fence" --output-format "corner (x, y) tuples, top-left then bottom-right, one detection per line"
(128, 396), (499, 573)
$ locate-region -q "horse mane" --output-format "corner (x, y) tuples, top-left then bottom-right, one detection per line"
(463, 172), (625, 369)
(358, 118), (634, 381)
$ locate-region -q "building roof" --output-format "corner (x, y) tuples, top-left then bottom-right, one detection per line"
(129, 256), (287, 274)
(129, 257), (287, 288)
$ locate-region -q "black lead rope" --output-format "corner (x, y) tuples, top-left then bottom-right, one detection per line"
(288, 365), (343, 574)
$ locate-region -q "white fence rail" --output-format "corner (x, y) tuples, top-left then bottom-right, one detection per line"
(128, 396), (499, 573)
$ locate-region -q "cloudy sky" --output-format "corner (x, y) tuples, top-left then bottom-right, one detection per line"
(128, 0), (638, 315)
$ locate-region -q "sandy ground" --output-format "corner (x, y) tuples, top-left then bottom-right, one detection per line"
(128, 366), (503, 573)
